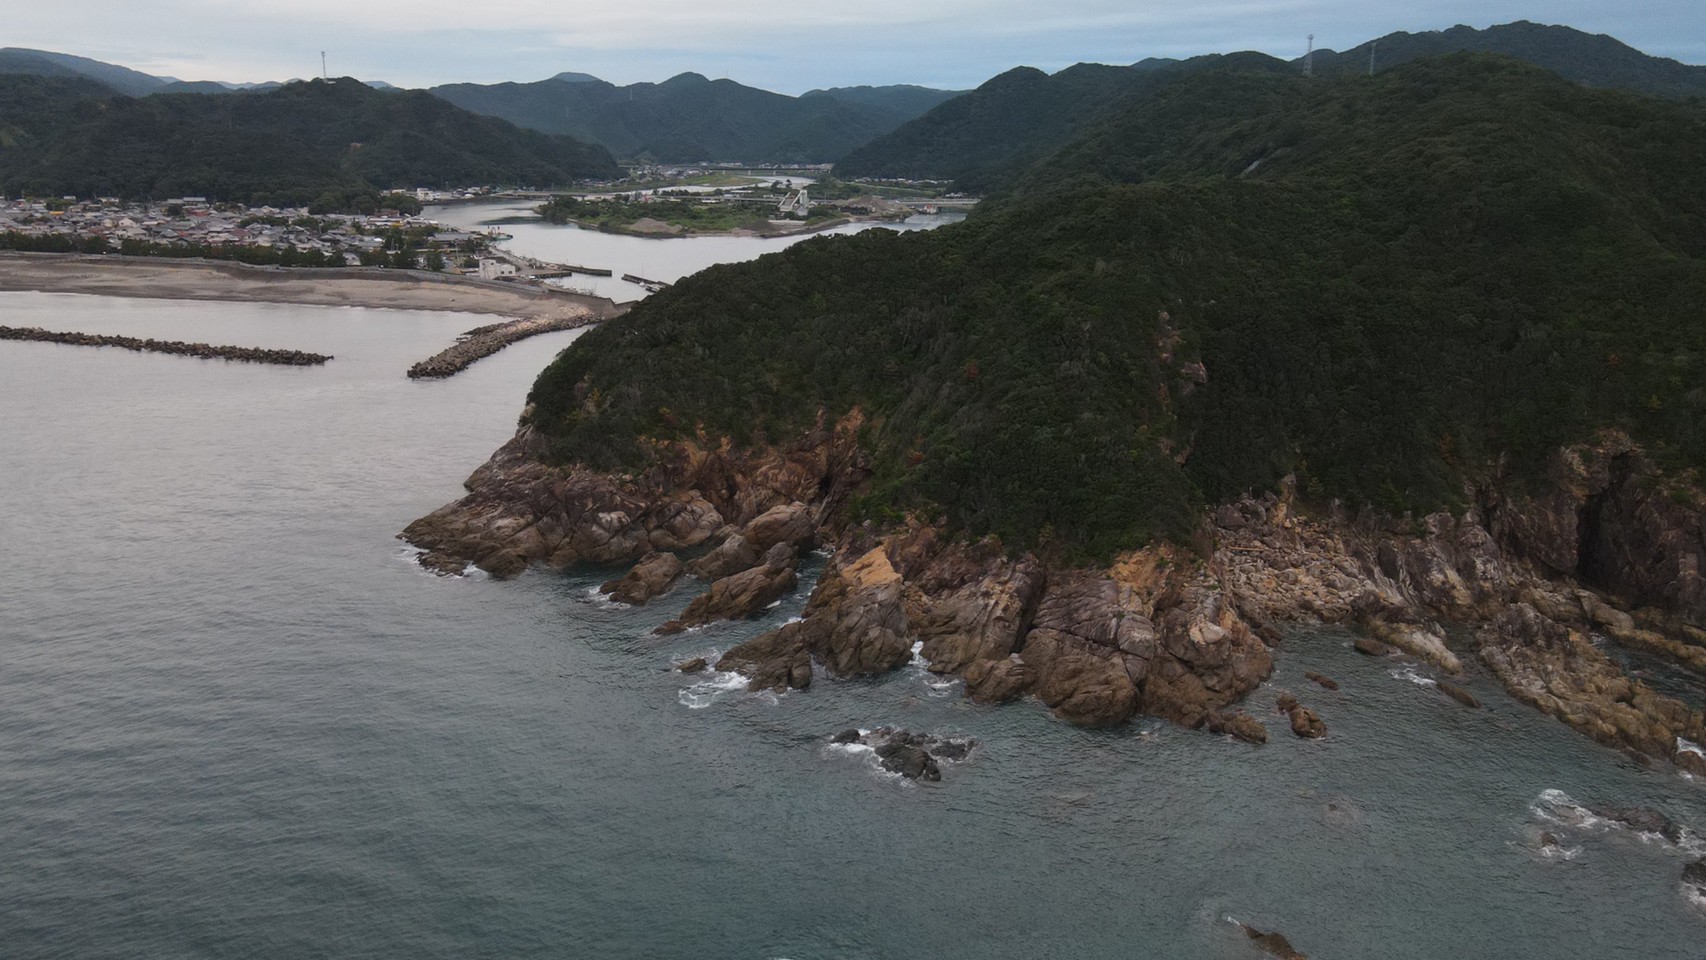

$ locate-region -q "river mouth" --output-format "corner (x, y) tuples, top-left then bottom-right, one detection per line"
(2, 290), (1703, 959)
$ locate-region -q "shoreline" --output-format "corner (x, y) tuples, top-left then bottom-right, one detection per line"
(544, 213), (897, 240)
(0, 252), (629, 322)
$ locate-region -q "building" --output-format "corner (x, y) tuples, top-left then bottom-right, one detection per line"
(477, 258), (517, 281)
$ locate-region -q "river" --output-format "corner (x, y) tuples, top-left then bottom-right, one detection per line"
(426, 199), (966, 302)
(2, 291), (1704, 959)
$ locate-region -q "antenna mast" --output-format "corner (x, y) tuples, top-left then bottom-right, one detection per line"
(1304, 34), (1315, 77)
(321, 51), (327, 80)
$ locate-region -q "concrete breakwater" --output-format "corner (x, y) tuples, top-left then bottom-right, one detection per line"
(0, 325), (331, 365)
(406, 313), (597, 379)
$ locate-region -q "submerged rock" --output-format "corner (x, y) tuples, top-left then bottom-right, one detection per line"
(1353, 636), (1393, 657)
(1240, 923), (1308, 960)
(832, 728), (977, 781)
(1589, 804), (1685, 844)
(677, 657), (707, 674)
(1684, 858), (1706, 896)
(1436, 680), (1481, 709)
(1304, 671), (1339, 691)
(1206, 710), (1268, 744)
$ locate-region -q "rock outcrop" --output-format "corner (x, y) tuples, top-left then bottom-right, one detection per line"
(830, 728), (977, 781)
(406, 421), (1706, 769)
(599, 551), (684, 605)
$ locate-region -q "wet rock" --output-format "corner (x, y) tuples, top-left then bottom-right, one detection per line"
(1436, 680), (1481, 709)
(1590, 805), (1684, 844)
(1353, 636), (1393, 657)
(835, 728), (976, 781)
(1539, 831), (1560, 849)
(1362, 617), (1463, 673)
(1240, 924), (1308, 960)
(1276, 692), (1300, 713)
(1684, 858), (1706, 895)
(830, 728), (861, 744)
(416, 551), (469, 576)
(686, 530), (761, 580)
(717, 621), (813, 692)
(656, 543), (798, 634)
(1206, 710), (1268, 744)
(599, 551), (684, 605)
(875, 742), (940, 781)
(1288, 706), (1327, 739)
(1304, 671), (1339, 691)
(677, 657), (707, 674)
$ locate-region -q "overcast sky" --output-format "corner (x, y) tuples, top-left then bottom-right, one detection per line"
(6, 0), (1703, 94)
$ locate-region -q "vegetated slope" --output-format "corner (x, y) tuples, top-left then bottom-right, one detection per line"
(1310, 20), (1706, 97)
(838, 21), (1706, 190)
(522, 56), (1706, 561)
(833, 55), (1288, 189)
(0, 47), (170, 96)
(0, 76), (621, 203)
(800, 84), (967, 124)
(430, 72), (930, 162)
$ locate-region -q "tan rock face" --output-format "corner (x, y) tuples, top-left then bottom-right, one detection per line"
(599, 551), (684, 606)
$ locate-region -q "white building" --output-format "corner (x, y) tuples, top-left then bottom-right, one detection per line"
(477, 258), (517, 280)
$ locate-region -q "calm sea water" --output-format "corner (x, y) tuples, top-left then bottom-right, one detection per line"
(425, 200), (966, 302)
(2, 290), (1704, 960)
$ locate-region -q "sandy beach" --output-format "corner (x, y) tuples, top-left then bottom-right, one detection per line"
(0, 253), (628, 322)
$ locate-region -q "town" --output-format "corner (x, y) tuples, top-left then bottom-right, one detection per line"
(0, 190), (497, 271)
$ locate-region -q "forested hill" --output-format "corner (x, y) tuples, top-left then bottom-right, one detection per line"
(1309, 21), (1706, 97)
(523, 56), (1706, 560)
(430, 73), (955, 163)
(0, 76), (621, 205)
(836, 21), (1706, 189)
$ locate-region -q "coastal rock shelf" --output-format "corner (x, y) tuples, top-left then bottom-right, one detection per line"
(403, 419), (1706, 773)
(406, 313), (597, 379)
(0, 325), (330, 365)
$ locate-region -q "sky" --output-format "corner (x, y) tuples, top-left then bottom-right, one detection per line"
(4, 0), (1703, 94)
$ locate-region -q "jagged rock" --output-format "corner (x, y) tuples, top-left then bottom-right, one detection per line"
(1206, 710), (1268, 744)
(1276, 692), (1300, 713)
(1590, 805), (1684, 844)
(656, 543), (798, 634)
(645, 494), (725, 551)
(599, 551), (684, 605)
(1289, 706), (1327, 739)
(1539, 831), (1560, 849)
(1362, 617), (1463, 673)
(677, 657), (708, 674)
(742, 501), (817, 551)
(1305, 671), (1339, 691)
(417, 551), (468, 576)
(1240, 924), (1308, 960)
(876, 742), (940, 781)
(831, 728), (861, 744)
(914, 555), (1046, 674)
(717, 621), (813, 691)
(687, 529), (761, 580)
(1684, 858), (1706, 895)
(1353, 636), (1392, 657)
(1436, 680), (1481, 709)
(792, 547), (915, 676)
(963, 655), (1035, 703)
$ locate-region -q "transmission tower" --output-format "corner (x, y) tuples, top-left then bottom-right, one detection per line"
(1304, 34), (1315, 77)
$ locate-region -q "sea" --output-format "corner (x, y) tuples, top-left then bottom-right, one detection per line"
(2, 275), (1704, 958)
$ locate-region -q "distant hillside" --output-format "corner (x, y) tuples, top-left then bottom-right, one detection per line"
(838, 20), (1706, 189)
(0, 75), (620, 204)
(0, 48), (171, 96)
(1309, 21), (1706, 97)
(527, 56), (1706, 558)
(430, 73), (954, 163)
(801, 84), (966, 123)
(834, 54), (1288, 190)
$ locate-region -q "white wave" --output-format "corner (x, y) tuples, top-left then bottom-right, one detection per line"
(1529, 789), (1609, 830)
(1679, 737), (1706, 760)
(677, 670), (751, 709)
(1390, 666), (1437, 688)
(1538, 841), (1583, 861)
(1685, 885), (1706, 911)
(909, 640), (926, 668)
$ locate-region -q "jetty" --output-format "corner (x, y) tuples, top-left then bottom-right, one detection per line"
(406, 313), (598, 379)
(0, 325), (331, 365)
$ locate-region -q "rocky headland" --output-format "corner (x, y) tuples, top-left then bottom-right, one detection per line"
(403, 418), (1706, 773)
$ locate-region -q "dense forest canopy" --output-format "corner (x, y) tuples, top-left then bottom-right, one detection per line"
(524, 56), (1706, 561)
(837, 21), (1706, 190)
(0, 76), (620, 205)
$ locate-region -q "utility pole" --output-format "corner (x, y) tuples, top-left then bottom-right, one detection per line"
(1305, 34), (1315, 77)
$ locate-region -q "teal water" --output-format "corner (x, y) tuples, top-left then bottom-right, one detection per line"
(2, 290), (1703, 959)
